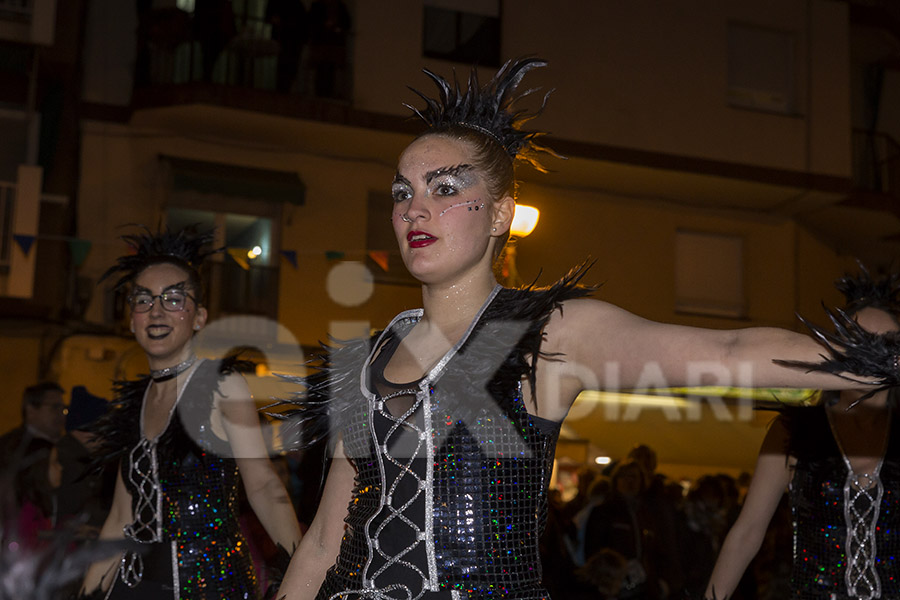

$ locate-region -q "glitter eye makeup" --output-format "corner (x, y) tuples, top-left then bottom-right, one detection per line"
(438, 200), (486, 217)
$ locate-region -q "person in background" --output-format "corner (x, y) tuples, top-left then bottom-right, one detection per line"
(0, 381), (67, 539)
(80, 226), (301, 599)
(705, 266), (900, 600)
(265, 0), (308, 93)
(53, 386), (116, 535)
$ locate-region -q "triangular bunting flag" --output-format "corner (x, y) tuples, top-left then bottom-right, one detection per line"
(368, 250), (389, 272)
(227, 248), (250, 270)
(325, 250), (345, 261)
(69, 239), (92, 267)
(13, 234), (36, 256)
(280, 249), (298, 269)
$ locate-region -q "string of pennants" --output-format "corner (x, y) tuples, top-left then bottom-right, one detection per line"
(11, 233), (394, 272)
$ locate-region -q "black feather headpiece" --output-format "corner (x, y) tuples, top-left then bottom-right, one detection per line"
(405, 57), (560, 172)
(99, 225), (218, 290)
(835, 262), (900, 315)
(773, 263), (900, 406)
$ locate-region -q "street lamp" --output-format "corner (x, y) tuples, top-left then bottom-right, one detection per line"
(502, 204), (540, 286)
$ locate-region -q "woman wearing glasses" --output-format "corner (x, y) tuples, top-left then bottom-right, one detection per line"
(80, 227), (301, 600)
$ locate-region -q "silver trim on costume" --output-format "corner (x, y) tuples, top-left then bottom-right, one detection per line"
(119, 363), (202, 589)
(828, 409), (889, 600)
(345, 285), (501, 600)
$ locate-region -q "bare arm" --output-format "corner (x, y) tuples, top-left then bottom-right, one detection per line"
(704, 418), (793, 599)
(81, 466), (132, 594)
(216, 373), (302, 552)
(535, 298), (874, 420)
(279, 440), (356, 600)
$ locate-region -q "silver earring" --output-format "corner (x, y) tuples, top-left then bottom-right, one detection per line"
(194, 325), (200, 330)
(492, 227), (497, 232)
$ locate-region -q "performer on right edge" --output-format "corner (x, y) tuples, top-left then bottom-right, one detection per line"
(276, 58), (900, 600)
(705, 266), (900, 600)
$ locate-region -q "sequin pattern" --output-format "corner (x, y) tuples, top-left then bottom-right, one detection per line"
(119, 360), (257, 600)
(318, 288), (559, 600)
(789, 407), (900, 599)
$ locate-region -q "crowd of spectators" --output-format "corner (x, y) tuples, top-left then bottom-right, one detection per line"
(540, 444), (793, 600)
(1, 384), (790, 600)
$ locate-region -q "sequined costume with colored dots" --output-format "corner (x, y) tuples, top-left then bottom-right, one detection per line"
(285, 269), (592, 600)
(785, 398), (900, 599)
(98, 358), (257, 600)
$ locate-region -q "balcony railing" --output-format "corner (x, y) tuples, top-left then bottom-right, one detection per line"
(137, 7), (352, 101)
(0, 0), (31, 20)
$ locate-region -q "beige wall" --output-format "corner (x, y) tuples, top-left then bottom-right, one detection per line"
(354, 0), (851, 176)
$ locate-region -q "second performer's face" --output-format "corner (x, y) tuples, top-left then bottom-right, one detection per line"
(854, 306), (900, 335)
(391, 135), (511, 285)
(130, 262), (207, 368)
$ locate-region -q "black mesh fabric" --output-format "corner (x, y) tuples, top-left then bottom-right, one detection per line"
(110, 360), (257, 600)
(787, 405), (900, 599)
(316, 284), (577, 600)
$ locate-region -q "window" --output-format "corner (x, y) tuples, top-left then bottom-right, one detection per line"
(675, 230), (746, 318)
(167, 207), (279, 319)
(727, 23), (797, 115)
(163, 156), (304, 320)
(423, 0), (500, 67)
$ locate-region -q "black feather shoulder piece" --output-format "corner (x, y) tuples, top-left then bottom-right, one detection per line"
(773, 307), (900, 404)
(88, 355), (254, 467)
(405, 56), (560, 172)
(835, 262), (900, 314)
(99, 224), (219, 290)
(442, 261), (596, 422)
(270, 262), (597, 449)
(268, 335), (375, 452)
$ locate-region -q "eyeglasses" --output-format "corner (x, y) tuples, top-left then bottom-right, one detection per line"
(128, 290), (196, 313)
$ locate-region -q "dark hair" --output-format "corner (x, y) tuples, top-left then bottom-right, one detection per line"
(836, 262), (900, 318)
(22, 381), (64, 419)
(100, 225), (218, 305)
(406, 57), (559, 258)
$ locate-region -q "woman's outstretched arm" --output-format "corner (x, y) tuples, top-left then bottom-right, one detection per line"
(534, 297), (884, 420)
(80, 466), (132, 594)
(217, 373), (302, 552)
(279, 440), (356, 600)
(704, 418), (793, 599)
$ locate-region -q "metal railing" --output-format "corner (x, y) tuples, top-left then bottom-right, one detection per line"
(137, 8), (353, 100)
(0, 0), (31, 19)
(852, 128), (900, 196)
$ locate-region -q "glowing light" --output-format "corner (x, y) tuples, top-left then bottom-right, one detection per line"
(247, 245), (262, 259)
(510, 205), (539, 238)
(594, 456), (612, 465)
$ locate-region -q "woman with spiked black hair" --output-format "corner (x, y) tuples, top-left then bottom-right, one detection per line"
(705, 267), (900, 600)
(276, 58), (900, 600)
(79, 227), (301, 599)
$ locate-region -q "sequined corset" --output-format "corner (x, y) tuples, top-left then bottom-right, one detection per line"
(788, 406), (900, 599)
(318, 286), (561, 600)
(120, 360), (257, 599)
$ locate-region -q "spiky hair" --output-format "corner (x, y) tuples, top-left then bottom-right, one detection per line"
(405, 57), (559, 173)
(99, 224), (218, 291)
(835, 262), (900, 314)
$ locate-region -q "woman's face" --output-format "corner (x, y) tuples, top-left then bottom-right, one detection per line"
(391, 135), (512, 285)
(130, 262), (207, 367)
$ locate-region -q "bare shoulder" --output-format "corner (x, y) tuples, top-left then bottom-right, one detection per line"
(542, 297), (640, 354)
(217, 370), (251, 399)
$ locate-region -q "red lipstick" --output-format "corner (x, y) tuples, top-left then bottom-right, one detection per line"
(407, 230), (437, 248)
